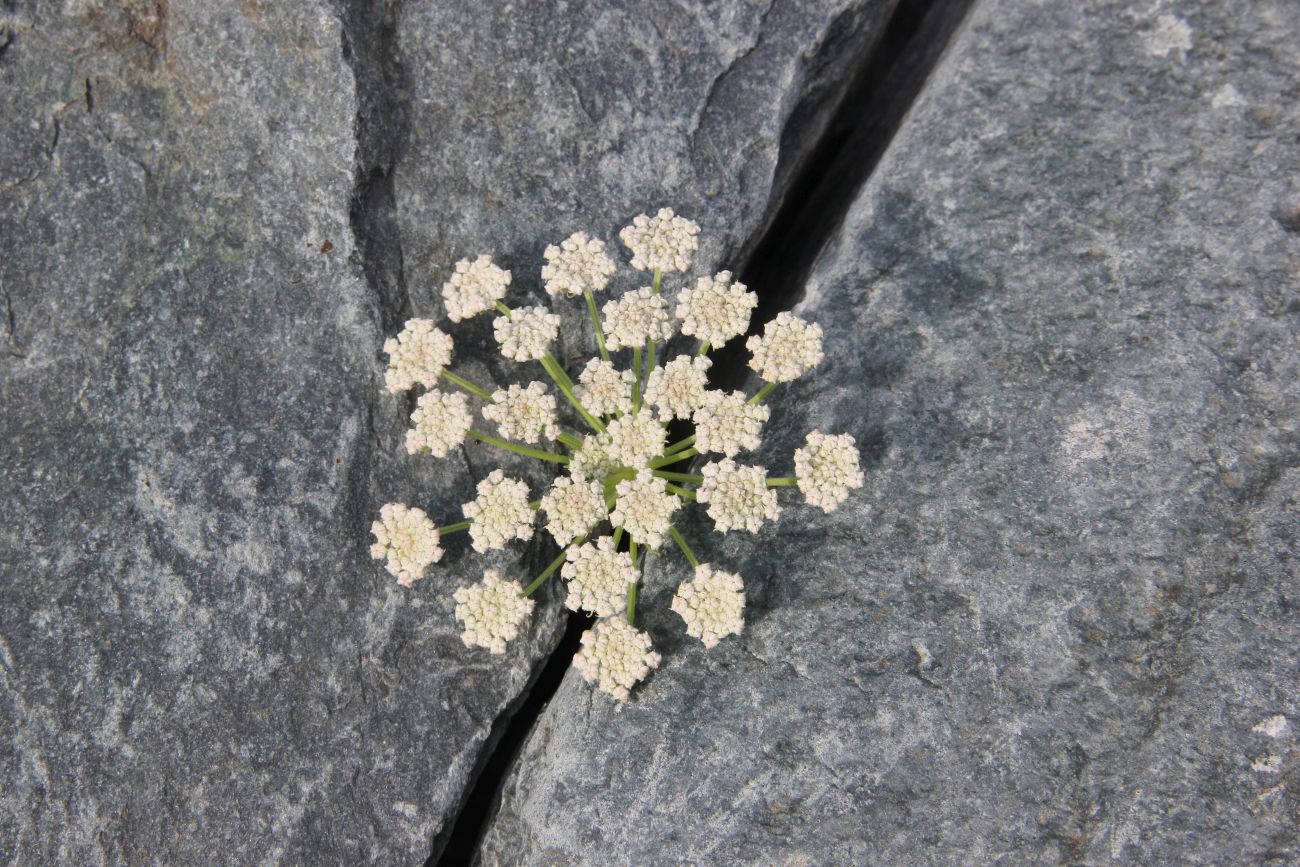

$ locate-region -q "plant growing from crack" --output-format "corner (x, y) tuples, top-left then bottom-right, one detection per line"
(370, 208), (864, 701)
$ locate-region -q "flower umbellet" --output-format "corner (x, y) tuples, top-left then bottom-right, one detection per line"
(369, 209), (862, 701)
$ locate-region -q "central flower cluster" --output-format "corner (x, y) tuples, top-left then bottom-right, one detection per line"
(368, 208), (863, 702)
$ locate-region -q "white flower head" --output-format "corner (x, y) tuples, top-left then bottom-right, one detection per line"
(442, 255), (511, 322)
(370, 503), (443, 587)
(794, 431), (864, 512)
(746, 312), (824, 382)
(675, 271), (757, 348)
(619, 207), (701, 273)
(693, 390), (769, 457)
(573, 618), (662, 701)
(406, 389), (473, 458)
(453, 569), (534, 654)
(697, 459), (780, 533)
(482, 381), (559, 443)
(576, 358), (635, 417)
(542, 231), (617, 297)
(383, 319), (453, 394)
(570, 432), (619, 481)
(611, 470), (681, 548)
(602, 287), (675, 351)
(494, 305), (561, 363)
(644, 355), (712, 422)
(671, 564), (745, 648)
(463, 469), (535, 553)
(606, 413), (666, 468)
(562, 536), (637, 617)
(540, 475), (608, 546)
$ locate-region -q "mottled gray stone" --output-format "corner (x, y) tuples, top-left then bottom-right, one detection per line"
(483, 0), (1300, 863)
(0, 0), (903, 862)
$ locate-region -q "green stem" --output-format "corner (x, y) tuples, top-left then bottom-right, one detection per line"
(467, 430), (569, 464)
(665, 483), (696, 500)
(523, 543), (575, 597)
(748, 381), (778, 405)
(495, 302), (512, 317)
(556, 432), (583, 449)
(649, 448), (697, 469)
(766, 476), (798, 487)
(629, 540), (639, 566)
(441, 370), (493, 401)
(651, 268), (662, 295)
(632, 346), (643, 412)
(669, 527), (699, 568)
(585, 290), (610, 363)
(626, 578), (638, 624)
(663, 434), (696, 455)
(653, 470), (703, 483)
(543, 353), (577, 392)
(439, 520), (471, 534)
(697, 340), (710, 357)
(541, 355), (605, 433)
(612, 526), (624, 547)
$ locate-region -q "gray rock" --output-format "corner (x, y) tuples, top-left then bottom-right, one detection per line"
(483, 0), (1300, 863)
(0, 0), (903, 862)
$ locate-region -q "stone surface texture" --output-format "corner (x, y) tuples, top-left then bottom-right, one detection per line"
(0, 0), (898, 862)
(483, 0), (1300, 863)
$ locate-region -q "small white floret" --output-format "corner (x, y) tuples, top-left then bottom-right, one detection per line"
(540, 475), (608, 546)
(406, 389), (474, 458)
(606, 413), (666, 468)
(746, 312), (824, 382)
(644, 355), (712, 422)
(562, 537), (637, 617)
(671, 564), (745, 648)
(697, 459), (780, 533)
(482, 381), (559, 443)
(463, 469), (535, 553)
(576, 358), (634, 417)
(618, 207), (700, 273)
(441, 255), (511, 322)
(494, 305), (561, 363)
(569, 432), (619, 482)
(542, 231), (617, 297)
(602, 287), (675, 351)
(383, 319), (453, 394)
(453, 569), (534, 654)
(610, 470), (681, 548)
(794, 430), (863, 511)
(370, 503), (443, 587)
(573, 618), (662, 701)
(675, 271), (756, 347)
(692, 390), (769, 457)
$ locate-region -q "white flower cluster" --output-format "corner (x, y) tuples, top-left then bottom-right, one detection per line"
(697, 459), (779, 533)
(618, 207), (700, 273)
(406, 389), (473, 457)
(454, 569), (535, 654)
(483, 381), (559, 443)
(676, 271), (756, 347)
(442, 255), (511, 322)
(576, 359), (634, 416)
(644, 355), (711, 422)
(463, 469), (535, 553)
(562, 536), (637, 617)
(367, 207), (864, 703)
(606, 413), (665, 468)
(542, 231), (617, 297)
(541, 475), (607, 546)
(747, 311), (824, 382)
(602, 287), (674, 351)
(573, 618), (662, 701)
(370, 503), (443, 587)
(611, 470), (680, 549)
(794, 431), (864, 511)
(693, 391), (769, 457)
(383, 319), (453, 393)
(494, 306), (561, 363)
(671, 564), (745, 648)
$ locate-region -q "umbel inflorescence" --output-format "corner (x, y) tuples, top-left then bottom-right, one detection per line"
(370, 207), (863, 701)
